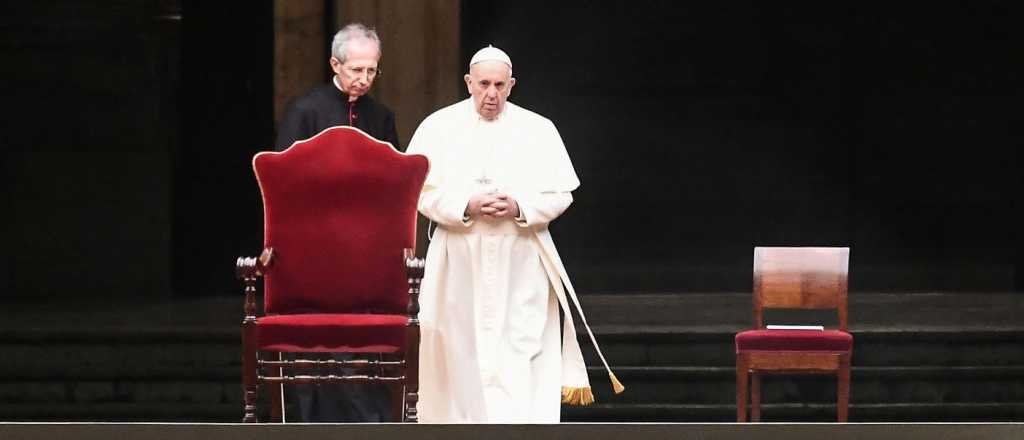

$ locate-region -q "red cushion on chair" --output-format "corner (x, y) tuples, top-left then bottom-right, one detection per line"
(735, 329), (853, 353)
(256, 313), (408, 353)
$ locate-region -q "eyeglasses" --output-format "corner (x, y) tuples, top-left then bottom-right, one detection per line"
(342, 65), (381, 79)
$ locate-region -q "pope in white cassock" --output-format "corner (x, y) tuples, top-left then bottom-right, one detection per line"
(406, 46), (623, 423)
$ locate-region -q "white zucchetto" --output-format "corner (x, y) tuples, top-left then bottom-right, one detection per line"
(469, 45), (512, 69)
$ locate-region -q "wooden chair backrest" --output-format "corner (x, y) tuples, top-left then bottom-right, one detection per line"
(753, 247), (849, 330)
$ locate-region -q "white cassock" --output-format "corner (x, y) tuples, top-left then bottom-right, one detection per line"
(407, 98), (619, 423)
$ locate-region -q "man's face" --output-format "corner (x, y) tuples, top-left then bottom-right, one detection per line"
(464, 61), (515, 120)
(330, 39), (380, 101)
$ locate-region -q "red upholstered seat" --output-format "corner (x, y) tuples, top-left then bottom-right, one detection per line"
(256, 313), (409, 353)
(735, 329), (853, 353)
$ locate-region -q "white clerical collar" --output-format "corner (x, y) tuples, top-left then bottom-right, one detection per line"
(333, 76), (360, 103)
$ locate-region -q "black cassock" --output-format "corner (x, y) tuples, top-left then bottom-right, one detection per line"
(276, 83), (401, 151)
(276, 82), (401, 422)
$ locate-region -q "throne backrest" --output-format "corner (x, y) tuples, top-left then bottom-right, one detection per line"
(253, 127), (428, 315)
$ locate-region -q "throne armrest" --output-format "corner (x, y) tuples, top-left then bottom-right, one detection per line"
(237, 248), (274, 320)
(236, 247), (275, 280)
(403, 248), (425, 281)
(403, 248), (425, 323)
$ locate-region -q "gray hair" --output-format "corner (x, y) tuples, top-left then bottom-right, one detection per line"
(331, 23), (381, 63)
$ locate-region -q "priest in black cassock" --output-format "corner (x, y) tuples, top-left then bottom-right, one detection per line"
(276, 23), (400, 151)
(274, 23), (399, 422)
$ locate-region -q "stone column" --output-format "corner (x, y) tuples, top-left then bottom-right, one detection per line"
(273, 0), (327, 126)
(333, 0), (462, 145)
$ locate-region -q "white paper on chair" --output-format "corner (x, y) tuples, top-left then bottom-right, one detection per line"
(766, 325), (825, 330)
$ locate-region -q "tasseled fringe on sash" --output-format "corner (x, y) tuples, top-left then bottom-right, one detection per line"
(610, 372), (626, 394)
(561, 386), (595, 406)
(561, 373), (624, 406)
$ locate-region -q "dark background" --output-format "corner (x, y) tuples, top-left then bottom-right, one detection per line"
(464, 1), (1022, 293)
(3, 1), (1021, 301)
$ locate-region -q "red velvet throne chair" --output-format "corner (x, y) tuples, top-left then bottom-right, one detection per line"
(235, 126), (429, 422)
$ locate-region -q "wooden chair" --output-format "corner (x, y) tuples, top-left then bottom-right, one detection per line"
(735, 247), (852, 422)
(235, 126), (429, 422)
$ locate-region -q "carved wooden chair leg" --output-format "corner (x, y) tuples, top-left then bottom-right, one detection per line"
(404, 249), (423, 423)
(242, 349), (259, 423)
(751, 371), (762, 422)
(238, 254), (266, 423)
(241, 297), (259, 422)
(405, 385), (419, 423)
(735, 354), (748, 422)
